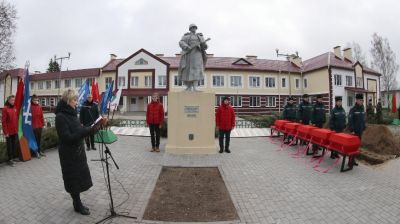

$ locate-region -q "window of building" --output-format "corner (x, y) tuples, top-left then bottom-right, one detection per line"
(50, 98), (56, 107)
(75, 78), (82, 88)
(174, 76), (183, 86)
(249, 76), (260, 88)
(38, 81), (44, 90)
(118, 77), (126, 87)
(212, 75), (224, 87)
(64, 79), (71, 88)
(30, 82), (34, 90)
(266, 96), (276, 107)
(230, 76), (242, 87)
(303, 78), (308, 89)
(295, 78), (300, 89)
(334, 74), (342, 86)
(198, 79), (205, 86)
(249, 96), (261, 107)
(265, 77), (276, 88)
(86, 77), (95, 87)
(105, 77), (113, 89)
(40, 97), (46, 106)
(158, 75), (167, 87)
(347, 96), (354, 107)
(145, 76), (152, 87)
(281, 77), (287, 88)
(356, 77), (363, 87)
(131, 76), (139, 87)
(230, 96), (242, 107)
(54, 80), (60, 89)
(346, 76), (353, 86)
(215, 96), (224, 106)
(46, 81), (51, 89)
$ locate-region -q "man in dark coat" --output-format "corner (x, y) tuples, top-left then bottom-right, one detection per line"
(366, 99), (374, 123)
(376, 99), (383, 124)
(283, 96), (297, 122)
(56, 90), (102, 215)
(298, 94), (313, 125)
(79, 94), (100, 151)
(312, 95), (326, 128)
(329, 96), (346, 158)
(348, 93), (366, 166)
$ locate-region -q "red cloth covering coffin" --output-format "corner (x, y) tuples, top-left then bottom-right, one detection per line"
(283, 123), (300, 136)
(271, 120), (290, 132)
(309, 129), (335, 148)
(328, 133), (360, 155)
(296, 125), (318, 141)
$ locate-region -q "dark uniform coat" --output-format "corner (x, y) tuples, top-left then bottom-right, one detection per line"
(283, 103), (297, 121)
(55, 100), (95, 194)
(329, 105), (346, 132)
(79, 100), (100, 127)
(348, 104), (366, 137)
(298, 101), (313, 125)
(312, 102), (326, 127)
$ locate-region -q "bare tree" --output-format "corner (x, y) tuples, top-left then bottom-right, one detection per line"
(0, 0), (17, 72)
(347, 41), (367, 65)
(370, 33), (399, 104)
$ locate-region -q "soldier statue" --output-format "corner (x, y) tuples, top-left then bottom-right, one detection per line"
(178, 24), (210, 91)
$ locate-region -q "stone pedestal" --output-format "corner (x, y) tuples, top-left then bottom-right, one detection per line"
(165, 91), (217, 154)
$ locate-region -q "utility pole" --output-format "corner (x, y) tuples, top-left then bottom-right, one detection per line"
(54, 52), (71, 102)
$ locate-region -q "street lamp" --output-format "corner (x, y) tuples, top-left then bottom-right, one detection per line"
(54, 52), (71, 102)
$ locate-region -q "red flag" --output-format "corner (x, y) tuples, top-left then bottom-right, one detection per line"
(392, 91), (397, 113)
(14, 78), (24, 118)
(92, 80), (100, 103)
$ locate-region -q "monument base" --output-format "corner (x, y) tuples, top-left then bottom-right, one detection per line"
(165, 91), (217, 154)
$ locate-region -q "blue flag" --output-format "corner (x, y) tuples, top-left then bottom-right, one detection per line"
(22, 69), (38, 152)
(100, 80), (114, 114)
(77, 79), (90, 113)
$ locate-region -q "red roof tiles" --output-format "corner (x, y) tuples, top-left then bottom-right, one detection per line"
(30, 68), (100, 81)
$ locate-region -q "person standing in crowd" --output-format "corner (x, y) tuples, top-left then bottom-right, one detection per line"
(31, 94), (46, 158)
(298, 94), (313, 125)
(348, 93), (366, 166)
(366, 99), (374, 123)
(80, 94), (99, 151)
(216, 96), (236, 153)
(283, 96), (297, 122)
(146, 92), (164, 152)
(56, 89), (105, 215)
(2, 95), (18, 166)
(329, 96), (346, 158)
(312, 95), (326, 128)
(376, 99), (383, 124)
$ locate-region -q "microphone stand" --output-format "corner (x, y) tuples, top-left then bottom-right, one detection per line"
(83, 104), (136, 223)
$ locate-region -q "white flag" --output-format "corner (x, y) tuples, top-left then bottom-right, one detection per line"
(109, 88), (122, 112)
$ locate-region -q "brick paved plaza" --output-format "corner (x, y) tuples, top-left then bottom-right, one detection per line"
(1, 136), (400, 224)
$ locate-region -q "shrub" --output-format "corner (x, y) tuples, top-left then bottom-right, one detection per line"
(0, 142), (7, 163)
(160, 119), (168, 137)
(40, 127), (59, 151)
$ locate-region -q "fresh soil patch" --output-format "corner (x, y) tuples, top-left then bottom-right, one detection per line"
(143, 167), (239, 222)
(358, 124), (400, 165)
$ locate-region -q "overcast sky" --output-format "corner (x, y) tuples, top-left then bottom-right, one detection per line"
(11, 0), (400, 81)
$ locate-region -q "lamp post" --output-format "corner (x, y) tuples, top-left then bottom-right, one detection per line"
(54, 52), (71, 102)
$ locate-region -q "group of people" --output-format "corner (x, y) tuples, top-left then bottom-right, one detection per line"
(2, 94), (46, 166)
(284, 93), (366, 161)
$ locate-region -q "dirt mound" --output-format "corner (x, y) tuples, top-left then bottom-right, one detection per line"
(362, 124), (400, 156)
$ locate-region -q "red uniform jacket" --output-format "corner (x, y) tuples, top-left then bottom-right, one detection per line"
(31, 103), (45, 129)
(2, 105), (18, 136)
(216, 103), (236, 130)
(146, 101), (164, 126)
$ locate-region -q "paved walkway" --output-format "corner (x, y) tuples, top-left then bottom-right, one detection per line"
(1, 136), (400, 224)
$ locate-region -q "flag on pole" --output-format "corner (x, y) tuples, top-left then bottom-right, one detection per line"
(109, 88), (122, 112)
(91, 79), (100, 103)
(77, 79), (90, 113)
(100, 80), (114, 114)
(15, 79), (24, 138)
(21, 69), (38, 152)
(392, 91), (397, 113)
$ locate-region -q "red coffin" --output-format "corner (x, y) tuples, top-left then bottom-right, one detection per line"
(309, 129), (335, 147)
(273, 120), (291, 132)
(328, 133), (360, 155)
(284, 123), (300, 135)
(296, 125), (318, 140)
